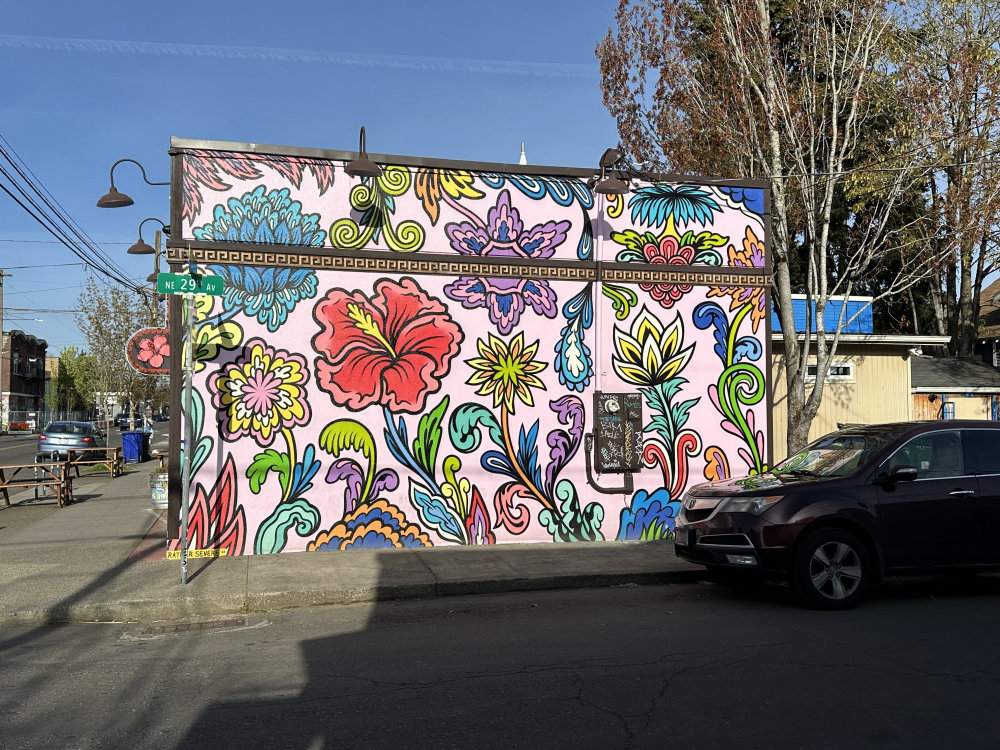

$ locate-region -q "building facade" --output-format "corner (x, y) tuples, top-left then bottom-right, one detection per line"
(1, 330), (47, 431)
(162, 138), (773, 555)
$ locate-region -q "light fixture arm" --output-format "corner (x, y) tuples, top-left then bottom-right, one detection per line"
(344, 125), (382, 178)
(137, 217), (169, 243)
(108, 158), (170, 189)
(128, 217), (169, 255)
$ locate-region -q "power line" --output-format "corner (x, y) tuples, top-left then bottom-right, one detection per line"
(0, 134), (146, 292)
(0, 261), (88, 268)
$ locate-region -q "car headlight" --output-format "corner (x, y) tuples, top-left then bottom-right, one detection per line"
(719, 495), (783, 516)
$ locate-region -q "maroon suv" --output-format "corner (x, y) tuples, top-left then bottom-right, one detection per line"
(674, 421), (1000, 609)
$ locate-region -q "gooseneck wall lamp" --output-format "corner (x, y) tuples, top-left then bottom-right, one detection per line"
(344, 126), (382, 178)
(127, 217), (170, 255)
(588, 147), (631, 195)
(97, 158), (170, 208)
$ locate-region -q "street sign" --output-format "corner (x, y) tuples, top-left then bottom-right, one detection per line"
(156, 272), (224, 296)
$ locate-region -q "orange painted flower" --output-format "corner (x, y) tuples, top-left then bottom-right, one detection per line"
(707, 226), (767, 332)
(308, 498), (431, 549)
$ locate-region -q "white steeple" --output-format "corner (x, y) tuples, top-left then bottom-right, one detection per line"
(519, 141), (527, 166)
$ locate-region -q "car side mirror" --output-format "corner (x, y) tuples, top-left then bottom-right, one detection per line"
(882, 465), (918, 483)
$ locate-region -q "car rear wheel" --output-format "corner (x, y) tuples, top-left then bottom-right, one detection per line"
(791, 528), (871, 610)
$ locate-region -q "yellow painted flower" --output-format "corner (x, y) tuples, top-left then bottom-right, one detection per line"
(212, 338), (310, 446)
(612, 307), (694, 386)
(466, 332), (547, 412)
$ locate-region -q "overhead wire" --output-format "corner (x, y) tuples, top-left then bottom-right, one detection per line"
(0, 134), (149, 292)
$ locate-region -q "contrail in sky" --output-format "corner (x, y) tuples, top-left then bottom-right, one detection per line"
(0, 33), (597, 79)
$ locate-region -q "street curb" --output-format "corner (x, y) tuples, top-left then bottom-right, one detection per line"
(0, 569), (707, 626)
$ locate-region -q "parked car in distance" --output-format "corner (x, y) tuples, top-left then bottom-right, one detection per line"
(37, 421), (107, 459)
(152, 413), (169, 422)
(675, 421), (1000, 610)
(114, 412), (144, 430)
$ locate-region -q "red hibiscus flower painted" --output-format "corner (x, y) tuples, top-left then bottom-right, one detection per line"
(312, 277), (463, 413)
(137, 334), (169, 368)
(639, 235), (696, 308)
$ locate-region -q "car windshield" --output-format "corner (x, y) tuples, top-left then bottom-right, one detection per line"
(773, 429), (903, 478)
(45, 423), (86, 435)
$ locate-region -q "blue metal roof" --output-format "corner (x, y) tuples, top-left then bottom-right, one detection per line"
(771, 297), (873, 334)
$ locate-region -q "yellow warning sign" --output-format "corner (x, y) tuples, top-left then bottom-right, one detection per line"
(166, 548), (229, 559)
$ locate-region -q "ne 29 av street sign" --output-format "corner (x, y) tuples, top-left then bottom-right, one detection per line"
(156, 272), (224, 296)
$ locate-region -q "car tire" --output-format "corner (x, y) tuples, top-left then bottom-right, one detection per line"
(791, 528), (871, 610)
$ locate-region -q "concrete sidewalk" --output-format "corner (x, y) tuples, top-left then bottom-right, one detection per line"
(0, 459), (704, 626)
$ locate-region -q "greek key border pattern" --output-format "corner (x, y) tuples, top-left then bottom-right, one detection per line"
(602, 268), (772, 287)
(165, 248), (772, 287)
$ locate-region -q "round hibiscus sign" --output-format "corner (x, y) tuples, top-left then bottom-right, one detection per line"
(127, 327), (170, 374)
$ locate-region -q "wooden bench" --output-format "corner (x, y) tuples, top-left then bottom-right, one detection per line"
(0, 461), (74, 507)
(66, 447), (125, 478)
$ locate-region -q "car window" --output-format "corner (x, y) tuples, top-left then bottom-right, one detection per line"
(887, 430), (964, 479)
(46, 423), (70, 434)
(963, 429), (1000, 474)
(774, 429), (902, 477)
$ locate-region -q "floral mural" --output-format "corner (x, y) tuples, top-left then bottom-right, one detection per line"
(168, 141), (770, 554)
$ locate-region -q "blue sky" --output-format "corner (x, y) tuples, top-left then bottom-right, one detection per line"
(0, 1), (620, 352)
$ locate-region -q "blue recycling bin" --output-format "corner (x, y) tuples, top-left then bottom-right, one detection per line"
(122, 430), (143, 463)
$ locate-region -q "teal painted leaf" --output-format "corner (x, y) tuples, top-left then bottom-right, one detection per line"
(538, 479), (605, 542)
(180, 390), (214, 477)
(671, 398), (700, 431)
(254, 498), (321, 554)
(449, 403), (503, 452)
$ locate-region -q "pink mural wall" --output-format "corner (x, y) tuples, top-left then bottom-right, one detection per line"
(164, 140), (771, 555)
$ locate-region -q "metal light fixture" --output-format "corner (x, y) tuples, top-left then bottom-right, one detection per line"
(587, 147), (630, 195)
(97, 158), (169, 208)
(344, 126), (381, 177)
(594, 167), (630, 195)
(599, 148), (623, 169)
(128, 218), (169, 255)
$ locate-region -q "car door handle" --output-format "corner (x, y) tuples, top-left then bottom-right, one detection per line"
(950, 489), (976, 496)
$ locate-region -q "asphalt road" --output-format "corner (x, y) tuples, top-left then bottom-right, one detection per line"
(3, 576), (999, 749)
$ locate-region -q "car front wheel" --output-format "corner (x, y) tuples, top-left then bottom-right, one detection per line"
(791, 528), (871, 610)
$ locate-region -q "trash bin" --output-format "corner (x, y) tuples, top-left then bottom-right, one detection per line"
(150, 472), (168, 510)
(122, 430), (143, 463)
(140, 431), (152, 462)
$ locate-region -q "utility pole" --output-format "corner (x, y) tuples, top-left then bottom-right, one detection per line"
(0, 269), (12, 430)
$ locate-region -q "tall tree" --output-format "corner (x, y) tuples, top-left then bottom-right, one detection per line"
(896, 0), (1000, 356)
(76, 278), (161, 427)
(597, 0), (942, 453)
(48, 346), (94, 413)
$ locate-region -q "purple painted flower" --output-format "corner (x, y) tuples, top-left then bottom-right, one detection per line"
(444, 190), (570, 334)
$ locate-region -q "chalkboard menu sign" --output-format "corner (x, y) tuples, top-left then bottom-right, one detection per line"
(593, 392), (643, 473)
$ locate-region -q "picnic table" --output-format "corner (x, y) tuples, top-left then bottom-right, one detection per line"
(0, 460), (73, 507)
(65, 447), (125, 478)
